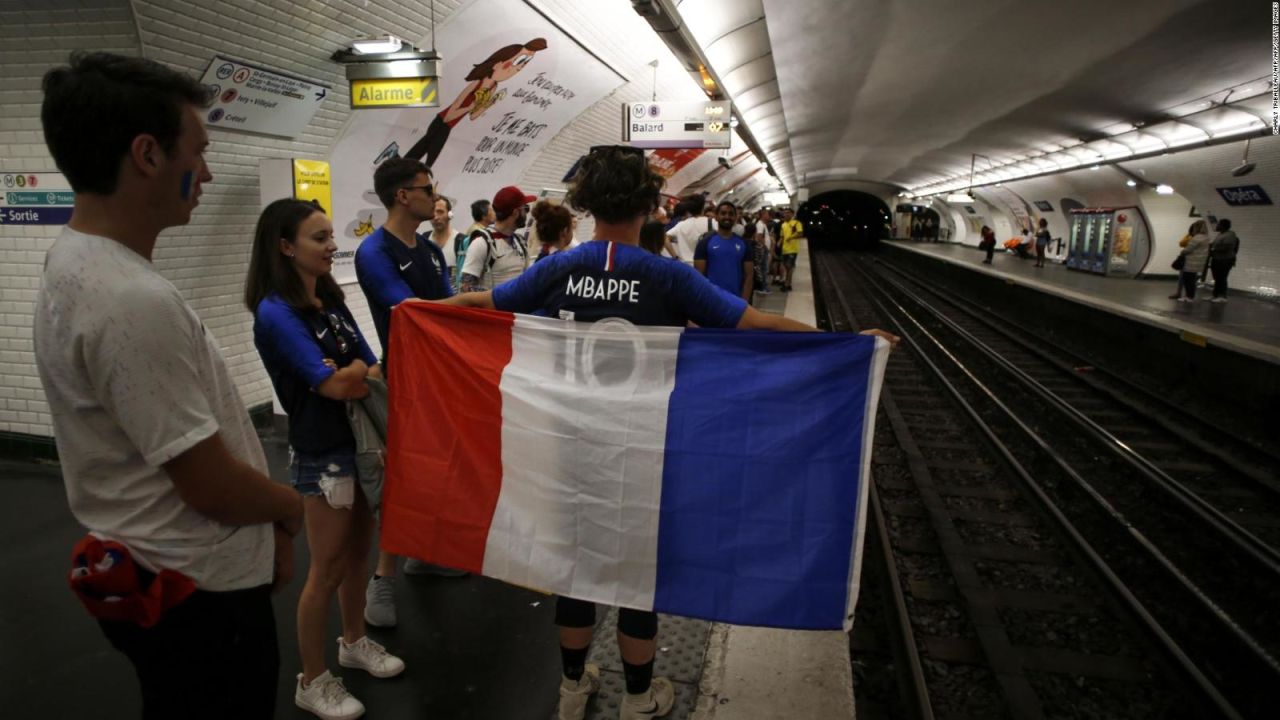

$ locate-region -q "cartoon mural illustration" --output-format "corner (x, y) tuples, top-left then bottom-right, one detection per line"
(328, 0), (624, 283)
(402, 38), (548, 167)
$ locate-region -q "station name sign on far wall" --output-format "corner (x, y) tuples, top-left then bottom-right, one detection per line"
(622, 100), (732, 149)
(198, 56), (328, 139)
(1216, 184), (1272, 206)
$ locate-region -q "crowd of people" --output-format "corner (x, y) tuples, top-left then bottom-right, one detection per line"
(33, 52), (895, 720)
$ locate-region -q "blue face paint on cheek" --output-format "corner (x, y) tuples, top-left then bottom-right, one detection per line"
(180, 171), (194, 200)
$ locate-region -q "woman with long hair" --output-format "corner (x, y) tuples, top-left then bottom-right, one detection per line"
(404, 38), (548, 166)
(1172, 219), (1212, 303)
(979, 225), (996, 264)
(245, 199), (404, 720)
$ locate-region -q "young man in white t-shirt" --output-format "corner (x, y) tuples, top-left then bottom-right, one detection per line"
(34, 52), (303, 717)
(666, 197), (715, 265)
(460, 185), (536, 291)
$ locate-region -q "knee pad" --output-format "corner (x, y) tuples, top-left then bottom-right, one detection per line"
(617, 608), (657, 639)
(555, 596), (596, 628)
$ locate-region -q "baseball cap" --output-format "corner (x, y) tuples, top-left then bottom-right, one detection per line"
(493, 186), (538, 216)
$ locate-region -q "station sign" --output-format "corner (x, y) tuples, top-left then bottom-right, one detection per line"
(198, 56), (329, 139)
(1215, 184), (1272, 206)
(350, 77), (439, 108)
(622, 100), (731, 149)
(0, 171), (74, 225)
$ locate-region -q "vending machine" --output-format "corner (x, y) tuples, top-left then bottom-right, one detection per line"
(1065, 207), (1151, 277)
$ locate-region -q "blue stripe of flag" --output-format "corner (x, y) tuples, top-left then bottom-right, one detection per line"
(653, 329), (877, 629)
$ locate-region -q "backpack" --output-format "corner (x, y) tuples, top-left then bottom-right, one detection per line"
(469, 227), (528, 287)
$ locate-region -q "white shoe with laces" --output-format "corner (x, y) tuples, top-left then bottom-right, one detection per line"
(295, 670), (365, 720)
(557, 663), (601, 720)
(619, 676), (675, 720)
(338, 636), (406, 678)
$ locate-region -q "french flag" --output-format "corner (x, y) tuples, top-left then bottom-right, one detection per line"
(380, 303), (889, 630)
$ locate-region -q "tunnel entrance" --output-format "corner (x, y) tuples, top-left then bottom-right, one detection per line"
(798, 190), (891, 249)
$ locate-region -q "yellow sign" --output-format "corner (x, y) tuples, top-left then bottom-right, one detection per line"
(350, 77), (439, 108)
(292, 159), (332, 214)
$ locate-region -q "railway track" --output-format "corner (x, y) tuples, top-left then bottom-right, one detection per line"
(815, 249), (1272, 718)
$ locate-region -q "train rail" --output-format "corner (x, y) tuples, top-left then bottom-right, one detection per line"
(816, 249), (1271, 718)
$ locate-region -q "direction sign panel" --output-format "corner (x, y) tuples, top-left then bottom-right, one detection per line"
(198, 56), (329, 139)
(622, 100), (732, 149)
(0, 171), (74, 225)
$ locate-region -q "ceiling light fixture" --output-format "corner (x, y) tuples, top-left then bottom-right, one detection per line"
(1126, 179), (1137, 187)
(1156, 184), (1175, 195)
(352, 36), (404, 55)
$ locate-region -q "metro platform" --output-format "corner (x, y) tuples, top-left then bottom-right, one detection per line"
(1, 241), (855, 720)
(883, 239), (1280, 365)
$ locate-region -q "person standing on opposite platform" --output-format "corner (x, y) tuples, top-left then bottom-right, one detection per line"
(35, 51), (304, 719)
(248, 200), (406, 720)
(1173, 220), (1212, 303)
(355, 157), (463, 631)
(1209, 218), (1240, 303)
(1034, 218), (1051, 267)
(437, 145), (900, 720)
(979, 225), (996, 264)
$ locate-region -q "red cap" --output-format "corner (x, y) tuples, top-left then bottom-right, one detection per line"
(493, 186), (538, 216)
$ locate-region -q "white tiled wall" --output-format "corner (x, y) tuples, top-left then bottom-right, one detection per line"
(0, 0), (705, 439)
(0, 1), (142, 437)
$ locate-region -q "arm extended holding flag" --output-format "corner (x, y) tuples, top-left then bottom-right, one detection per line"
(434, 289), (900, 345)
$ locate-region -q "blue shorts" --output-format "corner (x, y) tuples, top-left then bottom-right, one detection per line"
(289, 451), (357, 497)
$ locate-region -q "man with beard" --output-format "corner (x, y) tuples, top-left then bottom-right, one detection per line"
(460, 185), (535, 292)
(694, 200), (754, 301)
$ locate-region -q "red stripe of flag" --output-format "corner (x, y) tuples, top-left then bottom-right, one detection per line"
(381, 302), (513, 572)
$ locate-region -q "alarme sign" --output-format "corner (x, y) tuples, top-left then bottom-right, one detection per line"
(1216, 185), (1272, 206)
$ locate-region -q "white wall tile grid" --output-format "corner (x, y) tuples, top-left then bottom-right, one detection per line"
(0, 0), (707, 438)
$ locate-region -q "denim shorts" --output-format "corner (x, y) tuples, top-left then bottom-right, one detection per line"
(289, 450), (357, 498)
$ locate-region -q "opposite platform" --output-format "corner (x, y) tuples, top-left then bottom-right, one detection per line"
(886, 240), (1280, 365)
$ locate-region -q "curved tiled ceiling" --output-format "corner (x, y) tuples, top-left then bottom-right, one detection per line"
(670, 0), (1268, 196)
(675, 0), (797, 192)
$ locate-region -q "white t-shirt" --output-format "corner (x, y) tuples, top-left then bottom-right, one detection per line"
(428, 226), (460, 270)
(667, 216), (714, 264)
(756, 220), (772, 250)
(34, 228), (274, 591)
(461, 228), (528, 288)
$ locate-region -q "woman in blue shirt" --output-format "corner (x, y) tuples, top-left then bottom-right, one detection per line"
(245, 199), (404, 720)
(440, 147), (897, 720)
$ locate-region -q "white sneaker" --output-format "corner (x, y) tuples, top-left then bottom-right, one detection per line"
(1210, 297), (1227, 303)
(364, 575), (396, 627)
(295, 670), (365, 720)
(1177, 297), (1194, 303)
(338, 636), (406, 678)
(557, 663), (601, 720)
(619, 676), (675, 720)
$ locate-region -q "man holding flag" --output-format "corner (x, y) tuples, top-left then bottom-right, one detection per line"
(384, 146), (897, 720)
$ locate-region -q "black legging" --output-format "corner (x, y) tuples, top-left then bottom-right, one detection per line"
(1179, 271), (1200, 299)
(1211, 258), (1234, 298)
(405, 113), (451, 167)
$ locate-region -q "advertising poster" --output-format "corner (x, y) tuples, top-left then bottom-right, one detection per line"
(648, 148), (705, 179)
(329, 0), (625, 281)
